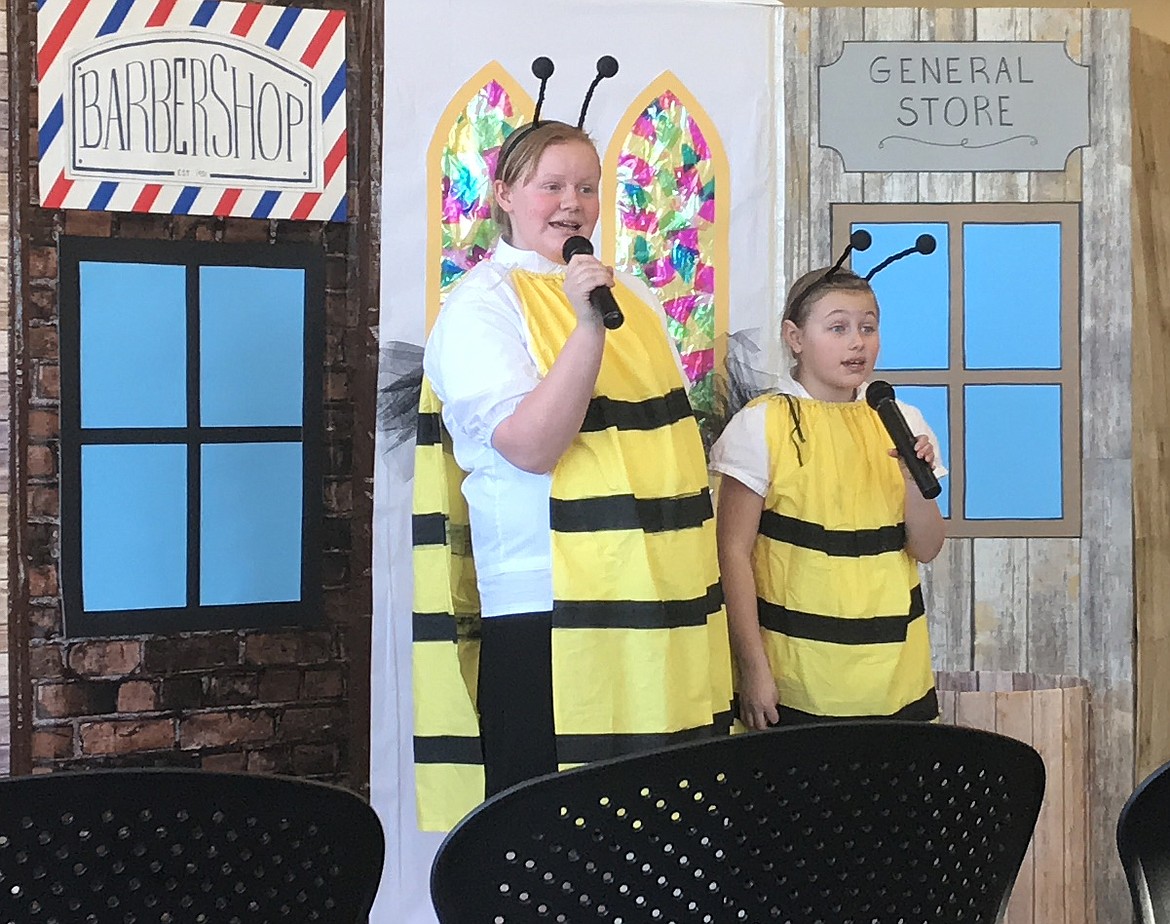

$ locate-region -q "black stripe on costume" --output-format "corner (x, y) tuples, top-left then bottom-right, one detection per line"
(552, 583), (724, 630)
(412, 612), (457, 642)
(551, 490), (712, 534)
(414, 735), (483, 765)
(771, 688), (939, 725)
(556, 710), (735, 764)
(580, 388), (694, 433)
(758, 585), (926, 645)
(412, 512), (447, 547)
(759, 510), (906, 557)
(416, 412), (442, 446)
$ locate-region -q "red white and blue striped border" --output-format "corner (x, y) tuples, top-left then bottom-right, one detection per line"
(38, 0), (347, 221)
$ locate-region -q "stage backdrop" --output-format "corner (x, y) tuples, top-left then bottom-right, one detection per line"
(373, 0), (778, 919)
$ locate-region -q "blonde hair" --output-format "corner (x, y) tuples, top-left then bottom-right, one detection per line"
(780, 268), (879, 377)
(491, 122), (598, 240)
(783, 267), (877, 328)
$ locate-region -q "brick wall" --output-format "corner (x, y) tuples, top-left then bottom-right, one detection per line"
(8, 1), (380, 785)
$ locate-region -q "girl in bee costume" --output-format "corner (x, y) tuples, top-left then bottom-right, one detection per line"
(711, 234), (947, 731)
(412, 57), (732, 831)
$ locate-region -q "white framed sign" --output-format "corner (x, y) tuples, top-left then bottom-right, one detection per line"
(37, 0), (347, 220)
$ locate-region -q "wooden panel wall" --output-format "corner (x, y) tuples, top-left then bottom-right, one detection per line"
(778, 9), (1132, 923)
(1131, 29), (1170, 783)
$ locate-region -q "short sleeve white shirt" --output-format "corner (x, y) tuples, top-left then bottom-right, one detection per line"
(709, 380), (948, 498)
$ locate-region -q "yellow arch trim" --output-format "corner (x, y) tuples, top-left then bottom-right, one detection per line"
(600, 71), (731, 380)
(425, 63), (535, 335)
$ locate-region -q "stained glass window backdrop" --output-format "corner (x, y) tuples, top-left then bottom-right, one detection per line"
(430, 66), (532, 331)
(612, 84), (723, 416)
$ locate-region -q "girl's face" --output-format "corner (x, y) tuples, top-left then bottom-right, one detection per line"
(783, 289), (880, 402)
(494, 140), (602, 263)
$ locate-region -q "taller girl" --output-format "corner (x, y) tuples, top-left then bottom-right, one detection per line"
(416, 59), (731, 817)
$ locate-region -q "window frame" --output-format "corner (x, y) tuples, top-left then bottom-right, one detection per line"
(832, 202), (1082, 538)
(58, 237), (325, 636)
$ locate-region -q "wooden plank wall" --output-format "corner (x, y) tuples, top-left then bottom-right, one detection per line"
(1131, 28), (1170, 787)
(778, 8), (1132, 923)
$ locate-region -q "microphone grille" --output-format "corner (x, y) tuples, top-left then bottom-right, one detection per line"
(916, 234), (937, 255)
(865, 379), (895, 409)
(561, 235), (594, 262)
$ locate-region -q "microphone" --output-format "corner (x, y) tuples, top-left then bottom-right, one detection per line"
(561, 236), (624, 330)
(865, 380), (942, 500)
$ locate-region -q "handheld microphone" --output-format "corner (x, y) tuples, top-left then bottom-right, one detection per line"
(865, 380), (942, 500)
(561, 236), (624, 330)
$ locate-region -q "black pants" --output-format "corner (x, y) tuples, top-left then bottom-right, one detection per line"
(477, 612), (558, 797)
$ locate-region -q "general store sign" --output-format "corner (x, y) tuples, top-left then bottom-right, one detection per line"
(37, 0), (347, 221)
(819, 42), (1089, 172)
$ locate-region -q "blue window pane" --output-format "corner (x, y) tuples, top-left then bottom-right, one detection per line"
(201, 443), (303, 605)
(81, 262), (187, 428)
(964, 223), (1062, 369)
(849, 222), (950, 370)
(965, 385), (1063, 519)
(894, 385), (950, 519)
(82, 444), (187, 611)
(200, 267), (305, 427)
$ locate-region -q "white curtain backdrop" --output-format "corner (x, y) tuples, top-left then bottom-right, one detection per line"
(372, 2), (781, 919)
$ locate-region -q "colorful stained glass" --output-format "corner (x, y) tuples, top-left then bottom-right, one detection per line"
(439, 81), (525, 302)
(614, 90), (719, 415)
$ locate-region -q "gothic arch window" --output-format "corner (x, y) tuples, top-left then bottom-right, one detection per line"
(603, 73), (730, 418)
(426, 64), (534, 332)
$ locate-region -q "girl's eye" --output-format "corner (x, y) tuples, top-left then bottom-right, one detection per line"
(830, 325), (847, 333)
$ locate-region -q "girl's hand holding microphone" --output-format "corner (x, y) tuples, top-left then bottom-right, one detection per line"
(563, 253), (614, 330)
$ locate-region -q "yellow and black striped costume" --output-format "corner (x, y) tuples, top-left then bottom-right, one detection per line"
(750, 394), (937, 722)
(412, 272), (733, 832)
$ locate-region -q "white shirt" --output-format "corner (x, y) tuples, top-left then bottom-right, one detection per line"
(709, 378), (948, 498)
(423, 239), (686, 616)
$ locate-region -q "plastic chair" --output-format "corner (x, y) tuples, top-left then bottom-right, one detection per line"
(432, 721), (1045, 924)
(1119, 757), (1170, 923)
(0, 768), (385, 923)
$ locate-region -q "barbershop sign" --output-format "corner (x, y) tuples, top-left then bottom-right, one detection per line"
(37, 0), (347, 221)
(819, 42), (1089, 172)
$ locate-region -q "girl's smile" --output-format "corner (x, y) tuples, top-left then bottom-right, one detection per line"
(493, 140), (602, 264)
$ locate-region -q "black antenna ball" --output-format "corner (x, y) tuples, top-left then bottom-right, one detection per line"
(596, 55), (619, 78)
(916, 234), (937, 255)
(531, 57), (554, 79)
(850, 229), (873, 252)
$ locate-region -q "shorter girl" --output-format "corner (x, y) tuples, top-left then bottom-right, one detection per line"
(711, 266), (946, 729)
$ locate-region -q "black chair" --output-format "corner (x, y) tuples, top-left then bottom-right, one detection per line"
(432, 721), (1045, 924)
(1119, 757), (1170, 923)
(0, 768), (385, 923)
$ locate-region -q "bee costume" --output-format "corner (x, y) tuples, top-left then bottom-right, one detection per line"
(411, 56), (732, 832)
(709, 230), (945, 724)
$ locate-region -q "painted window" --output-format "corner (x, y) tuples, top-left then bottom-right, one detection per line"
(59, 239), (324, 635)
(835, 203), (1081, 538)
(606, 75), (729, 420)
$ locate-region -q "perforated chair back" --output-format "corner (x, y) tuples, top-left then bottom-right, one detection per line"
(0, 768), (384, 923)
(1119, 757), (1170, 924)
(432, 721), (1045, 924)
